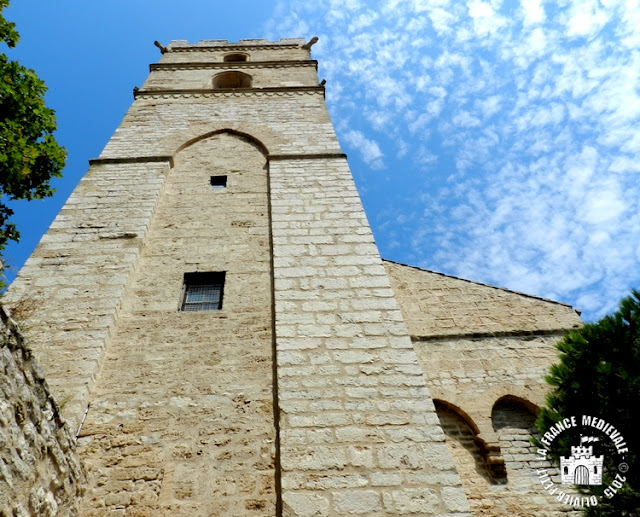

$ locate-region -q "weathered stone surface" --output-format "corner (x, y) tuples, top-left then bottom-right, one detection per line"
(4, 38), (585, 517)
(385, 261), (583, 517)
(270, 155), (470, 516)
(0, 305), (85, 516)
(384, 260), (582, 337)
(75, 133), (277, 515)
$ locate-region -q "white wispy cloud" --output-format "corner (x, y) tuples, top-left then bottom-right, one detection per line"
(521, 0), (546, 26)
(266, 0), (640, 321)
(342, 129), (385, 169)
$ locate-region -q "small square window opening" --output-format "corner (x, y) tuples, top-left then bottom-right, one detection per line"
(181, 272), (225, 311)
(210, 175), (227, 189)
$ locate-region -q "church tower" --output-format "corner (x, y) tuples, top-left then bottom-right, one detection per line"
(7, 38), (470, 515)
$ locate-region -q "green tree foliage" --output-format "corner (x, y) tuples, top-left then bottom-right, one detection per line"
(0, 0), (66, 266)
(537, 290), (640, 516)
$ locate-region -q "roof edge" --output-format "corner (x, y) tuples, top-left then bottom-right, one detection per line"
(167, 38), (305, 50)
(382, 258), (579, 312)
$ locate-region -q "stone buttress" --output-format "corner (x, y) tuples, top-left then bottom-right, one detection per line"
(6, 38), (470, 515)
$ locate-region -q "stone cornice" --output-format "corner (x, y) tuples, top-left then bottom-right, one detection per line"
(150, 60), (317, 72)
(89, 156), (174, 167)
(170, 44), (301, 52)
(133, 86), (325, 99)
(269, 153), (346, 161)
(411, 328), (572, 342)
(89, 153), (347, 167)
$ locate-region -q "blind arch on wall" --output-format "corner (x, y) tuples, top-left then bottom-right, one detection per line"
(223, 53), (248, 62)
(212, 71), (252, 89)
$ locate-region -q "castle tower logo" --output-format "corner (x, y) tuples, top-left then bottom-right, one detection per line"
(560, 436), (603, 485)
(536, 415), (630, 509)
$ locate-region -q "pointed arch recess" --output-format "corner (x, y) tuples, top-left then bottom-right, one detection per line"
(492, 395), (540, 418)
(175, 129), (269, 159)
(434, 399), (507, 479)
(433, 399), (481, 435)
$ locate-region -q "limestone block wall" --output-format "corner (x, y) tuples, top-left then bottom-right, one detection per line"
(5, 40), (333, 433)
(385, 261), (583, 516)
(4, 161), (169, 428)
(384, 260), (582, 434)
(384, 261), (581, 337)
(142, 63), (318, 90)
(100, 92), (339, 161)
(271, 157), (470, 516)
(414, 334), (568, 433)
(76, 133), (276, 516)
(0, 305), (85, 516)
(6, 39), (479, 516)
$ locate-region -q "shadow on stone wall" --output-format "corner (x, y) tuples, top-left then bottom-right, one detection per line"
(0, 303), (85, 516)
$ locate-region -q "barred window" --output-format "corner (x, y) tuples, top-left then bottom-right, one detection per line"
(181, 272), (225, 311)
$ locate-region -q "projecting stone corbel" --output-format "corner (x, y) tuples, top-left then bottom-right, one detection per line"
(154, 40), (168, 54)
(302, 36), (318, 50)
(482, 439), (507, 478)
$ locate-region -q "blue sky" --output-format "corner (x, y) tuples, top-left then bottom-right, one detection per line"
(3, 0), (640, 322)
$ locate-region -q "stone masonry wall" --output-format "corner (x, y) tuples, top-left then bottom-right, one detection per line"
(7, 39), (481, 515)
(5, 40), (331, 434)
(4, 162), (169, 430)
(385, 261), (583, 516)
(414, 333), (567, 426)
(99, 92), (339, 162)
(384, 261), (581, 337)
(76, 133), (276, 516)
(142, 64), (318, 90)
(0, 304), (85, 516)
(270, 157), (470, 516)
(385, 260), (582, 436)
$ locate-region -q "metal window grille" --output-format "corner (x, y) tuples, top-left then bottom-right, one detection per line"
(181, 272), (225, 311)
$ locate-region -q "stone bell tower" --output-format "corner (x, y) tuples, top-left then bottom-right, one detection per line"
(7, 38), (470, 515)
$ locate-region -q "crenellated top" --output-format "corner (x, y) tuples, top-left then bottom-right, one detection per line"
(141, 37), (321, 92)
(158, 38), (313, 63)
(168, 38), (306, 48)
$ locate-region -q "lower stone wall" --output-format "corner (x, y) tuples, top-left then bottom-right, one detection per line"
(436, 397), (581, 517)
(414, 333), (568, 437)
(0, 304), (85, 516)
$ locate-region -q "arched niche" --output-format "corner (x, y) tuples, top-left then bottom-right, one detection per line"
(212, 71), (252, 89)
(433, 399), (504, 483)
(491, 395), (539, 430)
(223, 53), (248, 62)
(491, 395), (540, 483)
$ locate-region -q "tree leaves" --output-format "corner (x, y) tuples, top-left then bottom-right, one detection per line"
(0, 1), (66, 263)
(537, 290), (640, 516)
